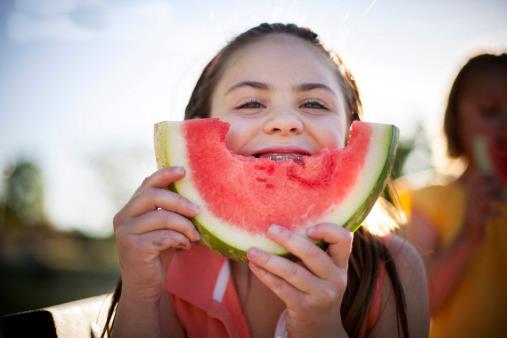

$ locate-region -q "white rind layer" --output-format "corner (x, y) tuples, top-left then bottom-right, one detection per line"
(324, 124), (392, 229)
(159, 121), (393, 254)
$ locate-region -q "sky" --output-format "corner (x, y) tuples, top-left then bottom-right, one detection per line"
(1, 0), (506, 236)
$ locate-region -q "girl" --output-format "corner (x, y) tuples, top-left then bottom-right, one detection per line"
(105, 23), (428, 338)
(399, 53), (507, 338)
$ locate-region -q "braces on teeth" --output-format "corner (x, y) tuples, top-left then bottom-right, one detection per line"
(263, 154), (303, 161)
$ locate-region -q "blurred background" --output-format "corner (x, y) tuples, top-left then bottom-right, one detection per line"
(1, 0), (506, 316)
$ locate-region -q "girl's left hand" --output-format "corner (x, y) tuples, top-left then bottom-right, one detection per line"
(247, 223), (353, 338)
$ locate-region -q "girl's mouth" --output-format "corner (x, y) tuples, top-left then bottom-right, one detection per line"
(250, 146), (312, 162)
(255, 153), (306, 162)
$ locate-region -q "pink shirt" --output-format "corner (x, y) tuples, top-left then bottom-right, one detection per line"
(166, 244), (384, 338)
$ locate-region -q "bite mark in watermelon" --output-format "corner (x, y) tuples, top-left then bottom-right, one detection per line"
(154, 118), (399, 261)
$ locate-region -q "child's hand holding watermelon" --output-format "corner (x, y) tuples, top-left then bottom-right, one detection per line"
(460, 171), (505, 244)
(247, 223), (353, 338)
(111, 167), (200, 337)
(465, 136), (507, 242)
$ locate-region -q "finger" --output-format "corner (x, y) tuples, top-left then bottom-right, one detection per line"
(248, 262), (303, 309)
(121, 209), (200, 241)
(306, 223), (353, 269)
(135, 229), (192, 256)
(115, 188), (200, 227)
(135, 167), (186, 195)
(247, 247), (319, 293)
(266, 225), (337, 281)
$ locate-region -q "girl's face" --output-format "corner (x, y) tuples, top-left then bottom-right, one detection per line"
(457, 66), (507, 160)
(210, 34), (348, 159)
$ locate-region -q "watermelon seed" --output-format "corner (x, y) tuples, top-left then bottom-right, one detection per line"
(256, 177), (267, 183)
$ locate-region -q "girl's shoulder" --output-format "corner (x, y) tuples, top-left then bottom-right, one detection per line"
(368, 235), (429, 338)
(384, 235), (427, 287)
(374, 234), (426, 274)
(384, 235), (427, 304)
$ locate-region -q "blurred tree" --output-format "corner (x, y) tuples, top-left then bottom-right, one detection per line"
(384, 122), (432, 205)
(1, 160), (47, 230)
(392, 135), (416, 180)
(392, 123), (431, 179)
(91, 145), (153, 215)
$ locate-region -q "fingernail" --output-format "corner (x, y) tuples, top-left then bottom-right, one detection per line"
(306, 226), (316, 236)
(269, 224), (282, 235)
(176, 242), (189, 250)
(193, 231), (201, 241)
(190, 203), (200, 213)
(248, 247), (261, 258)
(173, 166), (184, 174)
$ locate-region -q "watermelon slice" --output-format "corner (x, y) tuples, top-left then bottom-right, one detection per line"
(154, 118), (398, 261)
(473, 136), (507, 186)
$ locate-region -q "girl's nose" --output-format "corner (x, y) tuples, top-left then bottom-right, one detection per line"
(263, 113), (303, 136)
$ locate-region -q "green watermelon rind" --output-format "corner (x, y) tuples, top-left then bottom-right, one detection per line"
(155, 120), (398, 262)
(342, 125), (399, 232)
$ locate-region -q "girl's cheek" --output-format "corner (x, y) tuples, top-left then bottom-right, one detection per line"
(224, 116), (262, 153)
(318, 119), (347, 149)
(224, 128), (243, 153)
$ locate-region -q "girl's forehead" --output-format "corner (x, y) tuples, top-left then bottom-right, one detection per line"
(218, 34), (341, 89)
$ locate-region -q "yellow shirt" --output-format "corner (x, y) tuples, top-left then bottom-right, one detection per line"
(399, 181), (507, 338)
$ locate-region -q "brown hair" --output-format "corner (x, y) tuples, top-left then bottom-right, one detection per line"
(444, 53), (507, 158)
(102, 23), (408, 338)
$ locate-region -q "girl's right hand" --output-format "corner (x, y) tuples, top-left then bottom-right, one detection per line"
(462, 172), (504, 243)
(113, 167), (201, 302)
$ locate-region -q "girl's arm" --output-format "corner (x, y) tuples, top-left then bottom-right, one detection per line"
(112, 290), (185, 338)
(407, 173), (502, 314)
(112, 293), (162, 337)
(367, 236), (429, 338)
(160, 290), (186, 338)
(407, 209), (480, 314)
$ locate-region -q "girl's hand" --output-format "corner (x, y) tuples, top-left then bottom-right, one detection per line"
(462, 172), (504, 244)
(247, 223), (353, 338)
(113, 167), (201, 303)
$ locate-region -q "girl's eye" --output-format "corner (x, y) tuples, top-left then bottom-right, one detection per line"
(236, 99), (265, 109)
(301, 100), (328, 110)
(480, 108), (499, 119)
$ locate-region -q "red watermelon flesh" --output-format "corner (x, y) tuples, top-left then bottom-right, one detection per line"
(185, 118), (370, 233)
(474, 136), (507, 186)
(489, 141), (507, 185)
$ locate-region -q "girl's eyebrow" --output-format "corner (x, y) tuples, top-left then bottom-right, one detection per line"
(295, 82), (335, 95)
(225, 81), (336, 96)
(226, 81), (270, 94)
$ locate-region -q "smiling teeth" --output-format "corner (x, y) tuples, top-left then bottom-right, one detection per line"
(259, 154), (303, 161)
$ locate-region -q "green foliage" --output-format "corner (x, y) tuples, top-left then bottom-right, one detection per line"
(384, 123), (431, 204)
(1, 160), (47, 230)
(392, 138), (416, 180)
